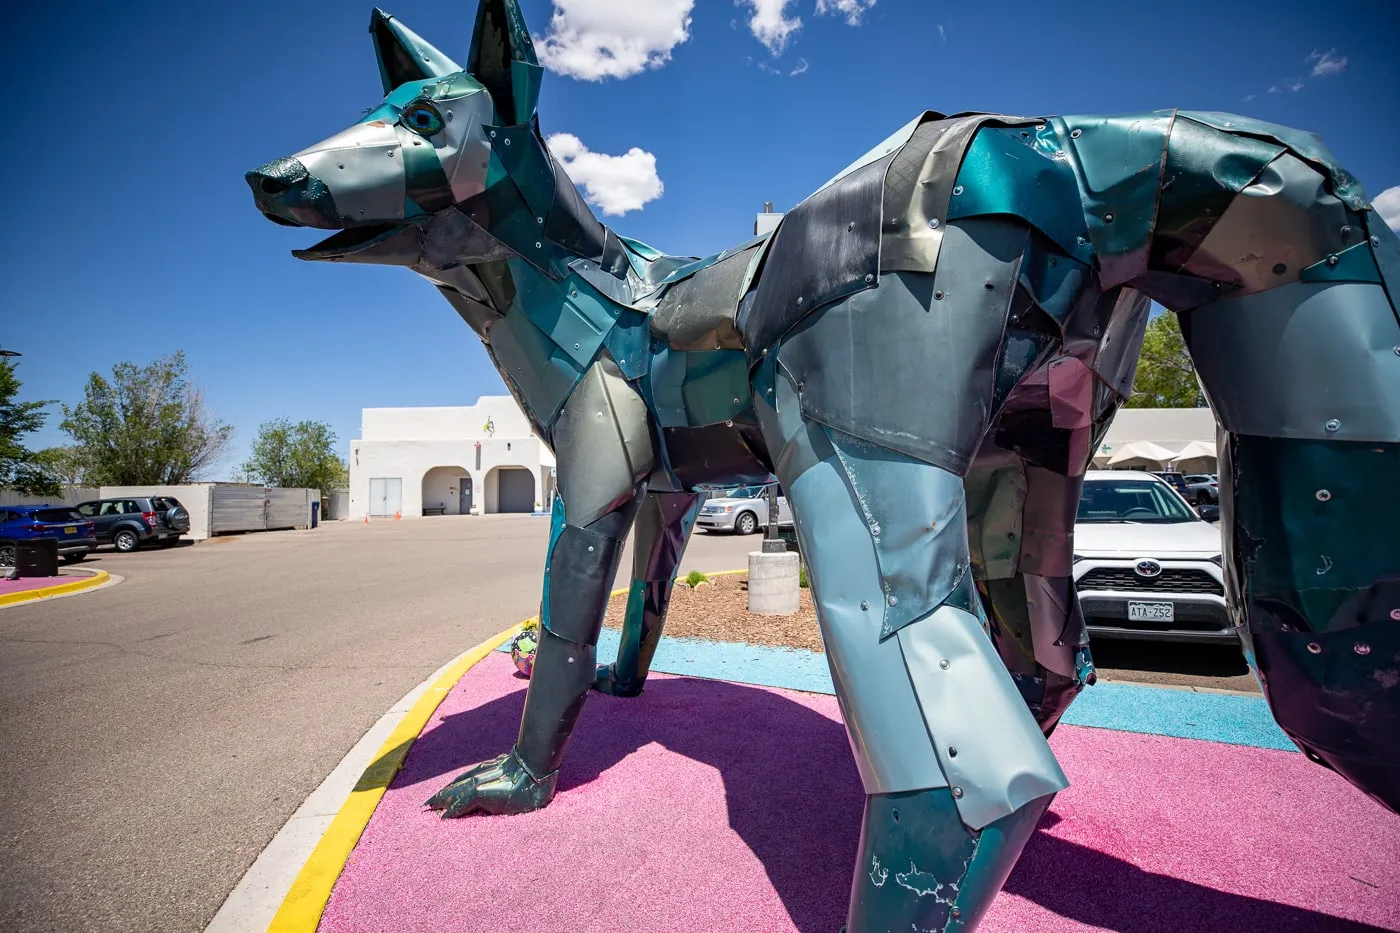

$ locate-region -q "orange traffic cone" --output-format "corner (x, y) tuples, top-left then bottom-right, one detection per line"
(364, 515), (369, 524)
(395, 511), (401, 520)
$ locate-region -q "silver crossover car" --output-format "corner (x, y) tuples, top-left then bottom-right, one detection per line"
(696, 485), (794, 535)
(1072, 470), (1233, 644)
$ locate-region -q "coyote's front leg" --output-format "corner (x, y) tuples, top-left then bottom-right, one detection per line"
(595, 490), (704, 697)
(428, 360), (654, 817)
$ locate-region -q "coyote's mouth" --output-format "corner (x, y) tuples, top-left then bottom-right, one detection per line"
(292, 223), (412, 262)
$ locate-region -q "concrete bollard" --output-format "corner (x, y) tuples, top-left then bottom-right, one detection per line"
(748, 550), (801, 615)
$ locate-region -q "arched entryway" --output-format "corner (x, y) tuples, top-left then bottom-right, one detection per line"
(421, 466), (472, 515)
(484, 466), (536, 513)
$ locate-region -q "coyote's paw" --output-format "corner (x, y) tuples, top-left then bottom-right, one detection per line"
(424, 748), (557, 818)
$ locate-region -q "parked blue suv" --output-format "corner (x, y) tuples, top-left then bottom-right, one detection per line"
(0, 505), (98, 567)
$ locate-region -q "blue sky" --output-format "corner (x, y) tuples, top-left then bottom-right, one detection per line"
(4, 0), (1398, 476)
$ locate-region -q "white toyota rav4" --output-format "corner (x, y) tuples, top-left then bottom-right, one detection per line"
(1073, 470), (1233, 644)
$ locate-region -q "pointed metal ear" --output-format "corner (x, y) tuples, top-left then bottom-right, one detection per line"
(467, 0), (542, 126)
(369, 8), (461, 94)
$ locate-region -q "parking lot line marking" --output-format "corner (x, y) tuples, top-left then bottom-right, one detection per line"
(266, 624), (519, 933)
(0, 570), (112, 608)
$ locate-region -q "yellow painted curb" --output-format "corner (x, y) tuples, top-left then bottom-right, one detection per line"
(265, 568), (747, 933)
(266, 624), (519, 933)
(0, 570), (111, 608)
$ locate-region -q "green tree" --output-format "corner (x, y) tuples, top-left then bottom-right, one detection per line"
(32, 447), (88, 485)
(61, 352), (233, 484)
(0, 359), (61, 496)
(1126, 312), (1206, 408)
(241, 419), (348, 496)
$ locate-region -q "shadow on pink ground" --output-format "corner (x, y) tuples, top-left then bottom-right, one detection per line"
(321, 653), (1400, 933)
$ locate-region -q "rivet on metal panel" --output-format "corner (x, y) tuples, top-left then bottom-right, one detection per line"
(725, 420), (734, 427)
(1070, 128), (1082, 138)
(1077, 236), (1088, 246)
(951, 786), (963, 799)
(847, 222), (855, 232)
(864, 273), (875, 284)
(1092, 325), (1102, 337)
(796, 381), (804, 391)
(574, 342), (581, 350)
(1326, 254), (1339, 266)
(1394, 347), (1400, 356)
(587, 545), (595, 552)
(504, 138), (511, 146)
(951, 908), (962, 920)
(1273, 263), (1287, 275)
(538, 217), (544, 224)
(536, 242), (543, 249)
(1315, 489), (1331, 501)
(948, 746), (958, 757)
(797, 296), (805, 306)
(1372, 236), (1382, 247)
(732, 397), (740, 404)
(929, 218), (940, 229)
(1325, 419), (1341, 432)
(939, 658), (950, 669)
(446, 111), (452, 121)
(567, 656), (575, 663)
(337, 163), (345, 170)
(1340, 225), (1352, 239)
(387, 150), (394, 158)
(984, 282), (995, 290)
(860, 601), (870, 611)
(1390, 608), (1400, 621)
(411, 140), (421, 146)
(887, 595), (898, 607)
(953, 185), (964, 196)
(934, 290), (945, 300)
(570, 290), (578, 297)
(359, 210), (366, 215)
(1354, 643), (1371, 656)
(892, 808), (900, 823)
(871, 524), (881, 537)
(1104, 212), (1115, 223)
(1306, 642), (1323, 654)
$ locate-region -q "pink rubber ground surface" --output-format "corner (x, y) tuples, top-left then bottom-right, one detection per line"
(320, 652), (1400, 933)
(0, 576), (69, 596)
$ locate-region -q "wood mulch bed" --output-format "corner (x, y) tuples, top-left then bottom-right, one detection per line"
(601, 572), (823, 652)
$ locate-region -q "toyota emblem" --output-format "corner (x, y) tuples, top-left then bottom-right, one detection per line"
(1135, 559), (1162, 578)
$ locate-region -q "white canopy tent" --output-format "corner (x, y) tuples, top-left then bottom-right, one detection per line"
(1170, 439), (1218, 474)
(1105, 440), (1178, 469)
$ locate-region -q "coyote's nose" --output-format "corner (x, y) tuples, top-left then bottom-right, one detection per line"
(246, 157), (338, 228)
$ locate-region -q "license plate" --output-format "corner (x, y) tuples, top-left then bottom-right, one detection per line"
(158, 532), (168, 539)
(1128, 601), (1174, 623)
(64, 526), (77, 535)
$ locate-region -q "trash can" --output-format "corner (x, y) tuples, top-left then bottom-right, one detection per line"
(17, 539), (59, 578)
(311, 500), (321, 529)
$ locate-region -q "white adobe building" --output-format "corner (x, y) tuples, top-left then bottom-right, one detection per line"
(347, 397), (555, 520)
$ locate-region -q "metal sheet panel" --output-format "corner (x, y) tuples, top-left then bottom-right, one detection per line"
(295, 120), (406, 223)
(898, 605), (1068, 830)
(210, 486), (268, 533)
(742, 156), (888, 364)
(1182, 282), (1400, 442)
(1181, 153), (1352, 294)
(486, 308), (585, 428)
(779, 220), (1026, 474)
(552, 360), (654, 527)
(825, 427), (973, 637)
(266, 488), (308, 530)
(650, 246), (754, 351)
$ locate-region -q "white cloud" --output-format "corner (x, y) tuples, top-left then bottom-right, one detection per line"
(1289, 79), (1305, 91)
(546, 133), (663, 216)
(739, 0), (802, 55)
(1242, 93), (1255, 102)
(937, 23), (946, 41)
(534, 0), (693, 81)
(1375, 186), (1400, 233)
(1308, 48), (1348, 77)
(815, 0), (877, 26)
(789, 57), (809, 76)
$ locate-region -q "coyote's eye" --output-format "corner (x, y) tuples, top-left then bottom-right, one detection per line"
(402, 102), (444, 137)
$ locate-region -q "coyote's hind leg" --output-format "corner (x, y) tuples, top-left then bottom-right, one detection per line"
(754, 365), (1065, 932)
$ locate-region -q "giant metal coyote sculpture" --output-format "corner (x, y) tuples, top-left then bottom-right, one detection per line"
(248, 2), (1400, 929)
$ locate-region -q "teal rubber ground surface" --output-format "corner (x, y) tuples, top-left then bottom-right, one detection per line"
(505, 629), (1295, 752)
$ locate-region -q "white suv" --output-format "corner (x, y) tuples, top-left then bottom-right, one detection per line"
(1072, 470), (1233, 644)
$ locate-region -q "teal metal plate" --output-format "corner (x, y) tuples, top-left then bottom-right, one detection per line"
(488, 305), (585, 427)
(1299, 241), (1383, 285)
(513, 268), (617, 369)
(681, 350), (751, 426)
(948, 127), (1092, 264)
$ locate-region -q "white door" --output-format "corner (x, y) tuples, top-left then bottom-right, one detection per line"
(369, 477), (402, 516)
(776, 486), (794, 525)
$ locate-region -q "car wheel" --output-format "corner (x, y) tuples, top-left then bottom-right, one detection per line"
(114, 529), (139, 553)
(0, 544), (14, 568)
(735, 511), (758, 535)
(62, 553), (86, 564)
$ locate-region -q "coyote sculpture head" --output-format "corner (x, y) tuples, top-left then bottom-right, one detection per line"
(247, 1), (562, 286)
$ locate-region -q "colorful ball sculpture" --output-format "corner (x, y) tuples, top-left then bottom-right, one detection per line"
(510, 628), (539, 677)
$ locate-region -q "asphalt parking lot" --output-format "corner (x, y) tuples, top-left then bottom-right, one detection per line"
(0, 516), (1257, 931)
